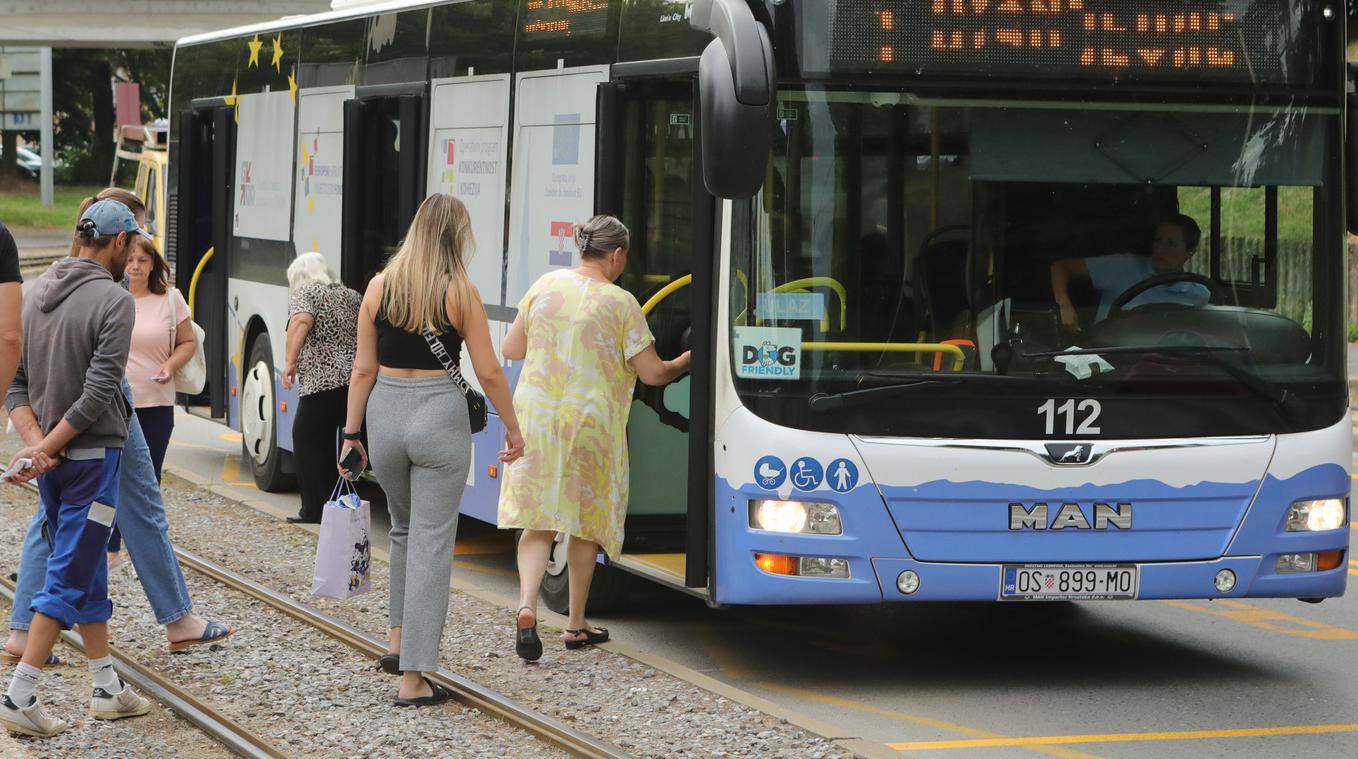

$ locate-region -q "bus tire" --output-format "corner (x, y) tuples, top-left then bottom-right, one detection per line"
(537, 532), (630, 616)
(240, 334), (294, 493)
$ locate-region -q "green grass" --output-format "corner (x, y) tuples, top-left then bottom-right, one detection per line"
(1177, 185), (1314, 243)
(0, 185), (105, 232)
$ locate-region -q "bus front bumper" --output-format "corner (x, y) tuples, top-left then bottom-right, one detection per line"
(870, 554), (1348, 601)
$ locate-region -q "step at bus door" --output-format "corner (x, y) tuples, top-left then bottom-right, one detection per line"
(340, 90), (427, 291)
(599, 75), (717, 591)
(173, 105), (233, 418)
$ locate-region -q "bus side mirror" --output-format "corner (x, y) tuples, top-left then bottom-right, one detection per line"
(691, 0), (775, 199)
(1347, 62), (1358, 234)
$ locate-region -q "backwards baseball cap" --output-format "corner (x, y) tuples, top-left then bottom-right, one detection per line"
(78, 199), (153, 241)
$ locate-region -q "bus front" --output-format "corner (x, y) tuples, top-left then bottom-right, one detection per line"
(705, 0), (1351, 604)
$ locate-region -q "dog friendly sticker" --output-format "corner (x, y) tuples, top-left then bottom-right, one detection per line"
(733, 327), (802, 381)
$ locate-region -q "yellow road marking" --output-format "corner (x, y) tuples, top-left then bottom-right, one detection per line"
(217, 456), (258, 490)
(889, 724), (1358, 751)
(452, 537), (511, 556)
(219, 432), (243, 443)
(1160, 599), (1358, 640)
(756, 682), (1100, 759)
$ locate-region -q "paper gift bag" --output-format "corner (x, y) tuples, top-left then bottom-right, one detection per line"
(311, 480), (373, 600)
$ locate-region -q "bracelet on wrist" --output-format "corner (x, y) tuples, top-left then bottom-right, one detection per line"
(341, 430), (362, 441)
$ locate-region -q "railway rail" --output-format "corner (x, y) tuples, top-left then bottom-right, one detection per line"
(0, 467), (632, 759)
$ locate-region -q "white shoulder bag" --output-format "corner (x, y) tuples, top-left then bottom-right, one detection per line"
(171, 290), (207, 395)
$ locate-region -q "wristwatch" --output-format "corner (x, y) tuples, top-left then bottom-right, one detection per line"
(341, 430), (362, 441)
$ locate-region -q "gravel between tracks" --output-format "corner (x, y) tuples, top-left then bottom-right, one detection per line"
(0, 438), (853, 759)
(0, 485), (564, 759)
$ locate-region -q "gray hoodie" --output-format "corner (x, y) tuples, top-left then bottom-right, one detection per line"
(6, 257), (135, 450)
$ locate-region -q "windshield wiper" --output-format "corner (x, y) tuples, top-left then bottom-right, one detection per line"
(1028, 344), (1301, 419)
(809, 373), (1029, 413)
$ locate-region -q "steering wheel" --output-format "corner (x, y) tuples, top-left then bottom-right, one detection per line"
(1108, 272), (1219, 315)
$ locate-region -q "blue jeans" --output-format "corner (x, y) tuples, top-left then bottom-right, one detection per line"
(11, 382), (193, 630)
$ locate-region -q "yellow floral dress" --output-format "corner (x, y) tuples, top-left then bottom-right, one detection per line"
(497, 269), (655, 558)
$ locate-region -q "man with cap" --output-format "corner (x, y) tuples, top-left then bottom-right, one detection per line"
(1, 199), (154, 736)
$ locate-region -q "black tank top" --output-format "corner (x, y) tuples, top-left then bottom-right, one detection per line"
(374, 305), (464, 371)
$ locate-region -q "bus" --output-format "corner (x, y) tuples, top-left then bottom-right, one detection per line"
(166, 0), (1352, 611)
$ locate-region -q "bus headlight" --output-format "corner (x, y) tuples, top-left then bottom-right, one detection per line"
(750, 500), (843, 535)
(1286, 498), (1347, 532)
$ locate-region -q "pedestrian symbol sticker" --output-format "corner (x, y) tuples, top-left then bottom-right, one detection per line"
(754, 456), (786, 490)
(790, 457), (823, 491)
(827, 459), (858, 493)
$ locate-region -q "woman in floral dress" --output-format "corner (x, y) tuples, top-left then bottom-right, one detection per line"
(499, 215), (691, 661)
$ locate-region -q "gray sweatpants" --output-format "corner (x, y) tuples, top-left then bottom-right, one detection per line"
(366, 375), (472, 673)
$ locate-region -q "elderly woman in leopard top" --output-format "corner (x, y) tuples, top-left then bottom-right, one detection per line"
(281, 252), (363, 523)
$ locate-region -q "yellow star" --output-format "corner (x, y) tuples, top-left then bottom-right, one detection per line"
(271, 35), (285, 73)
(300, 143), (309, 163)
(247, 35), (263, 68)
(223, 79), (238, 107)
(288, 71), (298, 102)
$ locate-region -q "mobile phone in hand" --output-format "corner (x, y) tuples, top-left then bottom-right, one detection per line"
(2, 458), (34, 482)
(339, 447), (364, 475)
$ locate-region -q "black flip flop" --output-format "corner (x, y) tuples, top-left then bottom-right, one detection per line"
(394, 676), (455, 707)
(376, 653), (401, 675)
(563, 627), (609, 650)
(515, 607), (542, 662)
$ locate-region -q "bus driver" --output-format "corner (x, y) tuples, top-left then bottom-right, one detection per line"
(1049, 214), (1211, 329)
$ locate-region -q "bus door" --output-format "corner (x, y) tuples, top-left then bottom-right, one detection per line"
(174, 105), (233, 418)
(340, 88), (427, 290)
(598, 75), (717, 592)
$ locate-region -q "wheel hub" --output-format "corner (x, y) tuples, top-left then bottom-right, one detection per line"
(240, 359), (274, 465)
(544, 533), (570, 578)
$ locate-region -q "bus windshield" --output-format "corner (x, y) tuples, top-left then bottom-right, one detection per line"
(729, 89), (1344, 440)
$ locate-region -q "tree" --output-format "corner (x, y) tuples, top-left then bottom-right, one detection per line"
(49, 47), (171, 184)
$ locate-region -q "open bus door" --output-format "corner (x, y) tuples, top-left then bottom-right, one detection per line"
(341, 89), (427, 290)
(174, 106), (233, 419)
(595, 73), (717, 600)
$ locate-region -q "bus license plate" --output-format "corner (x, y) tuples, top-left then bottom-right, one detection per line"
(1001, 565), (1138, 600)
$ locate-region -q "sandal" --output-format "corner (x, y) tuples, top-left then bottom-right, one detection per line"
(376, 653), (402, 675)
(169, 620), (239, 652)
(515, 607), (542, 662)
(394, 676), (455, 707)
(0, 651), (65, 667)
(563, 627), (609, 650)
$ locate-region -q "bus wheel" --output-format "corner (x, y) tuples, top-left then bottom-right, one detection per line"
(538, 533), (629, 616)
(240, 334), (294, 492)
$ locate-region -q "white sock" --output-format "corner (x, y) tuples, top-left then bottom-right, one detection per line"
(88, 656), (119, 692)
(6, 663), (40, 707)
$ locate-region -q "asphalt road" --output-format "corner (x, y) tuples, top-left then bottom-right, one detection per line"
(166, 410), (1358, 759)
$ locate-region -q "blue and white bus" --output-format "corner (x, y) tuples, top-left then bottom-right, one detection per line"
(167, 0), (1351, 612)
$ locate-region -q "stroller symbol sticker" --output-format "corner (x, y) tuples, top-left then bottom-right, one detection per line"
(754, 456), (786, 490)
(827, 459), (858, 493)
(790, 457), (824, 491)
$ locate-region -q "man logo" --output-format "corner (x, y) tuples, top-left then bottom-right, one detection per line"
(1009, 502), (1133, 530)
(1045, 443), (1095, 465)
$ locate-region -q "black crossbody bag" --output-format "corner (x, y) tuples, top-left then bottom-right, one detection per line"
(421, 331), (488, 433)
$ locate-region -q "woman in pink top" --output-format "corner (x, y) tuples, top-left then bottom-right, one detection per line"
(124, 236), (195, 480)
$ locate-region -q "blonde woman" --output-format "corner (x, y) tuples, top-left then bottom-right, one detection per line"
(499, 215), (690, 661)
(339, 194), (523, 706)
(281, 253), (362, 524)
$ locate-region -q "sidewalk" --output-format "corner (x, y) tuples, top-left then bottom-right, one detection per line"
(13, 231), (71, 261)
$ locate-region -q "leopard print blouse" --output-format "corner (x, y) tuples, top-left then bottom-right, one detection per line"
(288, 282), (362, 397)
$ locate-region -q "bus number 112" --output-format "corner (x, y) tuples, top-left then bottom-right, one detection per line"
(1038, 399), (1102, 436)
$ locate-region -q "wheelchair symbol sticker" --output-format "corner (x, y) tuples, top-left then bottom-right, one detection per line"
(754, 456), (786, 490)
(827, 459), (859, 493)
(790, 457), (824, 491)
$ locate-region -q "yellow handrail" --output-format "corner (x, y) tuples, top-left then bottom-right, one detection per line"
(641, 274), (693, 316)
(802, 341), (966, 371)
(188, 246), (215, 317)
(769, 277), (847, 331)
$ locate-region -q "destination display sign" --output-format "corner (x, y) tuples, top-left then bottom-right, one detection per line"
(522, 0), (611, 39)
(827, 0), (1319, 84)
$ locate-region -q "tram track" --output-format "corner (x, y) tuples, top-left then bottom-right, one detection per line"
(1, 468), (633, 759)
